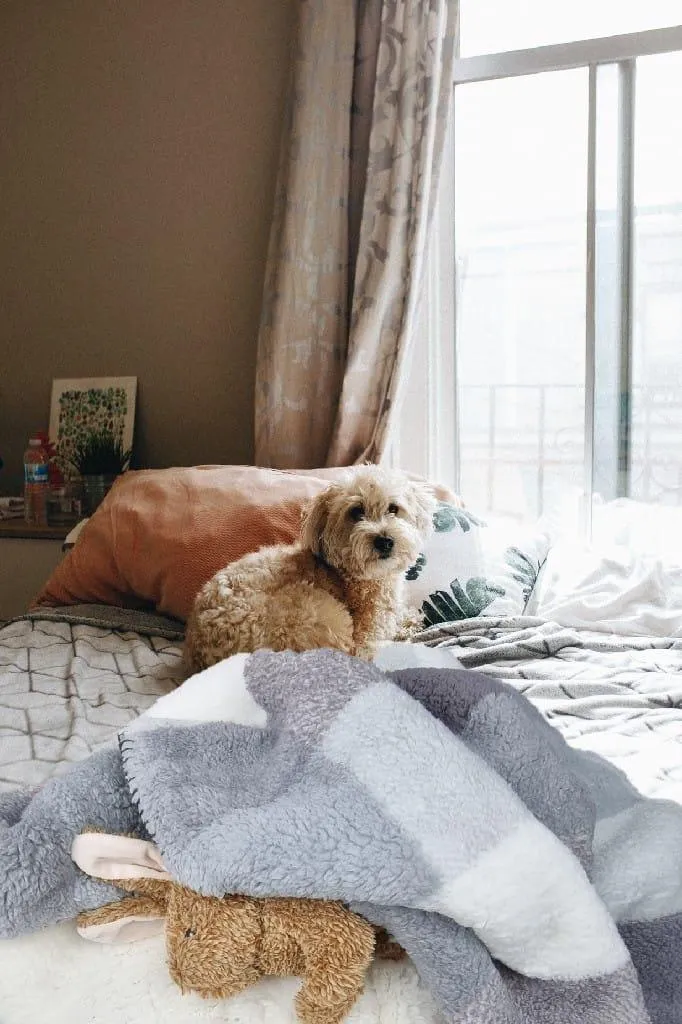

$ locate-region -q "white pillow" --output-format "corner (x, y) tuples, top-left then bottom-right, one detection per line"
(405, 503), (550, 626)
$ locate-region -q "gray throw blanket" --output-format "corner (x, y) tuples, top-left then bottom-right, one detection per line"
(1, 649), (681, 1023)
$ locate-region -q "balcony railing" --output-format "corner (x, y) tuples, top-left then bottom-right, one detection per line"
(458, 382), (682, 520)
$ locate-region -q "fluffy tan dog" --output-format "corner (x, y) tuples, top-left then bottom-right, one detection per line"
(184, 466), (435, 671)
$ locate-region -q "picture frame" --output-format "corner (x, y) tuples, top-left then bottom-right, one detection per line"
(49, 376), (137, 471)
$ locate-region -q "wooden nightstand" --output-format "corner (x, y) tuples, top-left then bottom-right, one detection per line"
(0, 520), (73, 621)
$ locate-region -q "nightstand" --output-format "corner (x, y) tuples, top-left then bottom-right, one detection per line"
(0, 520), (72, 621)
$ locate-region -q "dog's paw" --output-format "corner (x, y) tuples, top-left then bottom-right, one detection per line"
(351, 643), (377, 662)
(394, 607), (425, 641)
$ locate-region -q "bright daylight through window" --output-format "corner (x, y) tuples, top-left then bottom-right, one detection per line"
(396, 2), (682, 530)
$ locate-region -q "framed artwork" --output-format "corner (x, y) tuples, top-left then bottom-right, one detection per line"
(49, 377), (137, 470)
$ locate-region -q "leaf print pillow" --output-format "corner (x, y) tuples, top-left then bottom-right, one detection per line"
(432, 504), (485, 533)
(421, 578), (506, 626)
(404, 502), (550, 625)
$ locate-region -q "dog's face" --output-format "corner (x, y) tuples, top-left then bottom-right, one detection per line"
(300, 468), (435, 580)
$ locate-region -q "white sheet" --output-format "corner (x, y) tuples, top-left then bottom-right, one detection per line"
(591, 498), (682, 564)
(529, 540), (682, 637)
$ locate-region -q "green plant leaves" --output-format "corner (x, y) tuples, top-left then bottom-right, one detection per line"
(67, 429), (132, 476)
(56, 386), (128, 475)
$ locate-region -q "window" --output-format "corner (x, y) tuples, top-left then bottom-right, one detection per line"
(631, 53), (682, 504)
(454, 69), (588, 522)
(461, 0), (682, 57)
(394, 14), (682, 530)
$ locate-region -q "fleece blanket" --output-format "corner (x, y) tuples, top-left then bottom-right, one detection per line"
(2, 650), (682, 1024)
(409, 615), (682, 803)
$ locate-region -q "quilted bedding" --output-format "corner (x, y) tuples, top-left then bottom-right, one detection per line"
(411, 616), (682, 804)
(0, 606), (184, 793)
(1, 606), (681, 1024)
(4, 607), (681, 804)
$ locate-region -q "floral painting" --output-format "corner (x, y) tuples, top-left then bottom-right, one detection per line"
(49, 377), (137, 473)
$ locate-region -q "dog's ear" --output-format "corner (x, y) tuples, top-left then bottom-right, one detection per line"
(300, 487), (335, 556)
(403, 481), (437, 536)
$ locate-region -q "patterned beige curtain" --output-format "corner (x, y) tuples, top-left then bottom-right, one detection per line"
(255, 0), (458, 468)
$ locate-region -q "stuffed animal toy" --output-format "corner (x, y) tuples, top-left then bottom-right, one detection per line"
(72, 831), (403, 1024)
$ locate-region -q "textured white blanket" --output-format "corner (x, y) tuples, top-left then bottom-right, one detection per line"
(0, 922), (443, 1024)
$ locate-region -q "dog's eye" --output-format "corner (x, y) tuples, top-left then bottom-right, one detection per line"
(184, 928), (196, 939)
(349, 504), (365, 522)
(387, 503), (400, 515)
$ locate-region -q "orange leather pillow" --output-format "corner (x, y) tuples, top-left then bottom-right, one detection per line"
(35, 465), (457, 621)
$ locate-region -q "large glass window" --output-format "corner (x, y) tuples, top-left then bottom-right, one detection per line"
(394, 22), (682, 525)
(446, 28), (682, 523)
(455, 71), (588, 520)
(461, 0), (681, 57)
(630, 52), (682, 504)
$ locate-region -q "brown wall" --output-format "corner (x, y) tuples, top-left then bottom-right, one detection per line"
(0, 0), (295, 494)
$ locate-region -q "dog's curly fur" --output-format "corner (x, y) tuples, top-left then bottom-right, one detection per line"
(184, 466), (435, 671)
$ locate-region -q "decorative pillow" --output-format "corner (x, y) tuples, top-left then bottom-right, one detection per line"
(34, 465), (458, 622)
(405, 503), (550, 626)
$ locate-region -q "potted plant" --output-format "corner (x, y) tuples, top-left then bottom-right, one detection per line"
(68, 429), (132, 514)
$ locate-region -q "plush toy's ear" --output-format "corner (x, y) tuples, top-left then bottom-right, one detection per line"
(76, 896), (166, 944)
(72, 832), (172, 882)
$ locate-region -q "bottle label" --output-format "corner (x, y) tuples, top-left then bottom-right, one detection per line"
(25, 464), (49, 484)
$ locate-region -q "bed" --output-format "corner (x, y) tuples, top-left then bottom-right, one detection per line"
(1, 489), (682, 1023)
(0, 604), (444, 1024)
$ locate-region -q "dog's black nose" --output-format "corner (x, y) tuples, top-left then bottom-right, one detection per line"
(373, 535), (394, 557)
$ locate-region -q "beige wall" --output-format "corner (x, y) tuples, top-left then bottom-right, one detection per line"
(0, 0), (295, 495)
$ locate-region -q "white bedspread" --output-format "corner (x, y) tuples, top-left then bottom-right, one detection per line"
(530, 539), (682, 639)
(1, 922), (440, 1024)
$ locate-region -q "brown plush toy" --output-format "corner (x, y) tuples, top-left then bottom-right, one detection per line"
(72, 831), (404, 1024)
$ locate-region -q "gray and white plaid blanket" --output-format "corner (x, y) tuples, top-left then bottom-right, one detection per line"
(0, 606), (184, 793)
(2, 647), (681, 1023)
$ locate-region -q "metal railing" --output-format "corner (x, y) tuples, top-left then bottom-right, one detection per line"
(458, 382), (682, 519)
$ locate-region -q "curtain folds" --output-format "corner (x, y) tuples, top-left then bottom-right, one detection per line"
(255, 0), (458, 468)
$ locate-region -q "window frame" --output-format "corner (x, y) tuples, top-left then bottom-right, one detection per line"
(453, 26), (682, 86)
(392, 25), (682, 526)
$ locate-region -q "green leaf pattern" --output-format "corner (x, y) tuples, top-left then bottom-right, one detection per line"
(56, 387), (128, 473)
(421, 577), (506, 625)
(504, 546), (542, 607)
(433, 503), (486, 533)
(405, 504), (487, 580)
(405, 552), (427, 581)
(406, 504), (545, 625)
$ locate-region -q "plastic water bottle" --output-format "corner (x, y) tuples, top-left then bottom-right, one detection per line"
(24, 437), (50, 526)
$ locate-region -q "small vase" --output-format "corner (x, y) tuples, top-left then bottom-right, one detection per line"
(82, 474), (117, 515)
(47, 479), (84, 526)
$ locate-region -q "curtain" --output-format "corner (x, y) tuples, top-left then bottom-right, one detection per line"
(255, 0), (458, 468)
